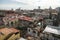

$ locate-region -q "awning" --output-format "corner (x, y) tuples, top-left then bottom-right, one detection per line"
(43, 25), (60, 35)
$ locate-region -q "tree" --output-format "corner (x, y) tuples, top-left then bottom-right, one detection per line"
(49, 7), (52, 19)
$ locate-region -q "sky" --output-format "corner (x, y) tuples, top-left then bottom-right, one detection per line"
(0, 0), (60, 10)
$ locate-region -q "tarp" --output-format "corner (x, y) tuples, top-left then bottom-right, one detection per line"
(43, 25), (60, 35)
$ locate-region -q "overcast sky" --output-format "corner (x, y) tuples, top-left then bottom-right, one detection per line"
(0, 0), (60, 10)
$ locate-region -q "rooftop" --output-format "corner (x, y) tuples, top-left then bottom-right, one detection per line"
(0, 28), (20, 35)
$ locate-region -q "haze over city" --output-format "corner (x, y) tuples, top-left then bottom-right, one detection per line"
(0, 0), (60, 10)
(0, 0), (60, 40)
